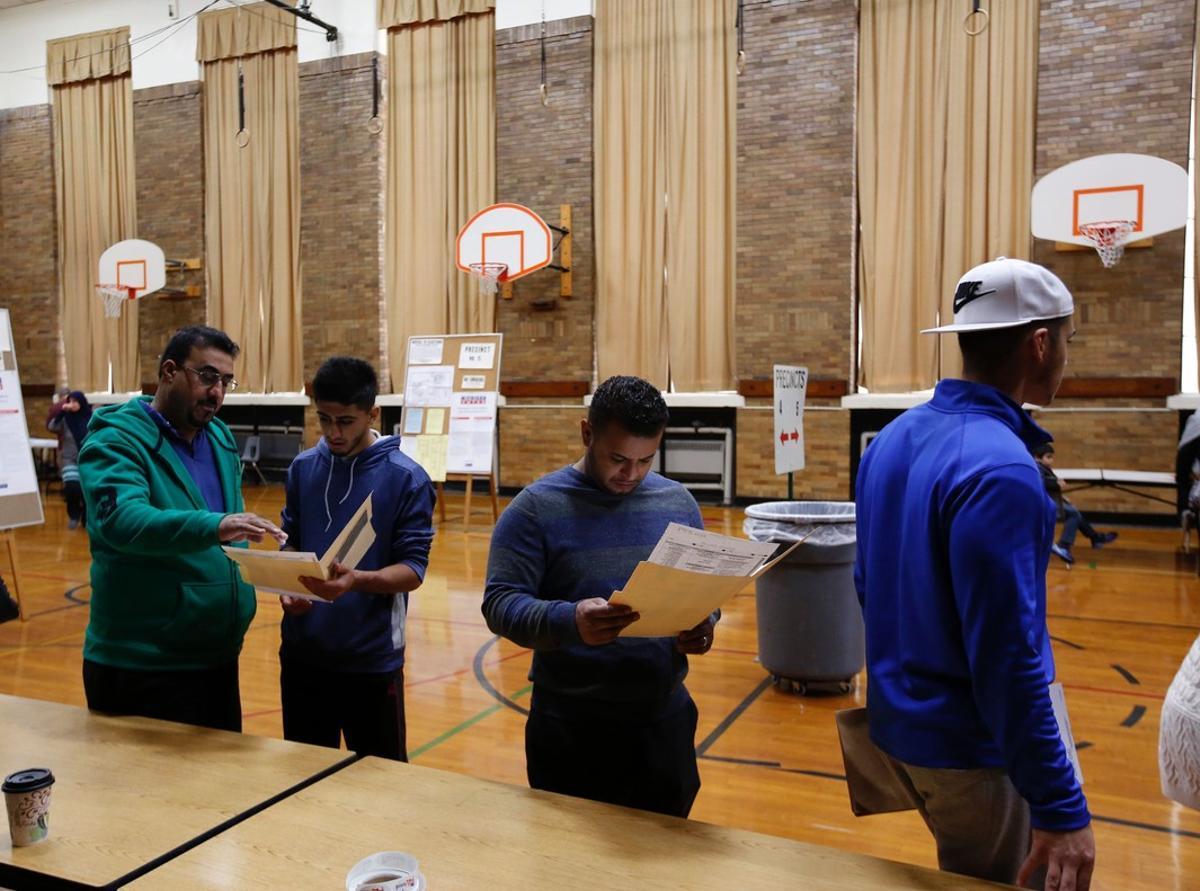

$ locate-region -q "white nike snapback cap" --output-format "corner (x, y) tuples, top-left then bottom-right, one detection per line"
(922, 257), (1075, 334)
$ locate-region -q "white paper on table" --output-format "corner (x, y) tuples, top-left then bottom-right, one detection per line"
(408, 337), (444, 365)
(224, 493), (375, 601)
(647, 522), (778, 576)
(404, 365), (454, 407)
(461, 374), (487, 390)
(458, 342), (495, 369)
(403, 408), (424, 435)
(1049, 682), (1084, 786)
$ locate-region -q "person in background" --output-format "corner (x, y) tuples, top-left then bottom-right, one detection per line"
(47, 390), (92, 529)
(1031, 443), (1118, 565)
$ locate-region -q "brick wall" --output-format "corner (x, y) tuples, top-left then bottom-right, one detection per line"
(1034, 0), (1194, 382)
(134, 82), (206, 383)
(0, 104), (59, 434)
(498, 401), (587, 488)
(737, 401), (851, 500)
(299, 52), (386, 390)
(495, 17), (594, 383)
(736, 0), (857, 385)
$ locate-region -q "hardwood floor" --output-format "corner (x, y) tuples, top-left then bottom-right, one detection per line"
(2, 485), (1198, 890)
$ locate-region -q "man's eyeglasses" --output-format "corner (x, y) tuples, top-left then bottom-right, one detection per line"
(181, 365), (239, 392)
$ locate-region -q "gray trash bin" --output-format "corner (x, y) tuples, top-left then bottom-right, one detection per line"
(743, 501), (862, 694)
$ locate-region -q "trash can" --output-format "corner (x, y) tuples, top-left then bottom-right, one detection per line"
(743, 501), (862, 694)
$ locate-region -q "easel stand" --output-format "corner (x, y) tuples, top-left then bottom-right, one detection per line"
(1, 530), (27, 622)
(436, 472), (500, 532)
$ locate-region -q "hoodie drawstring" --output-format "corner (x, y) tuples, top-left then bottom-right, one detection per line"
(323, 452), (362, 532)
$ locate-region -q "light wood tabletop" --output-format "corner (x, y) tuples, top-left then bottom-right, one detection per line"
(0, 693), (353, 889)
(131, 756), (1004, 890)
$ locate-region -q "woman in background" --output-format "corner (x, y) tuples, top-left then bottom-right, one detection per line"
(46, 390), (92, 529)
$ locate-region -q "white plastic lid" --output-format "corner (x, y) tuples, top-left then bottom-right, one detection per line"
(346, 852), (426, 891)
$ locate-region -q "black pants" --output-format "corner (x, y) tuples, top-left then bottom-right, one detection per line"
(525, 695), (701, 818)
(280, 657), (407, 761)
(64, 480), (85, 524)
(83, 658), (242, 732)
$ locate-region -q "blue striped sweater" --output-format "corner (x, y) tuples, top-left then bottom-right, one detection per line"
(483, 466), (704, 720)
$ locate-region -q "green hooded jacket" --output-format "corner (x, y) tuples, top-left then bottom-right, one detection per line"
(78, 397), (256, 670)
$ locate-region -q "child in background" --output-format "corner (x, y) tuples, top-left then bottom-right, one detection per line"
(1032, 443), (1118, 565)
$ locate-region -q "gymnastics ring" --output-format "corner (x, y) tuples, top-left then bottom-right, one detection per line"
(737, 49), (746, 76)
(367, 116), (383, 135)
(963, 7), (989, 37)
(235, 129), (250, 148)
(539, 83), (549, 108)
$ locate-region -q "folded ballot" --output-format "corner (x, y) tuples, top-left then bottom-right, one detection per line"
(609, 523), (803, 637)
(223, 493), (375, 601)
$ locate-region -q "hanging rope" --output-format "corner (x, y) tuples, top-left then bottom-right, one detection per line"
(964, 0), (989, 36)
(235, 61), (249, 147)
(367, 54), (383, 134)
(539, 2), (549, 107)
(736, 0), (746, 75)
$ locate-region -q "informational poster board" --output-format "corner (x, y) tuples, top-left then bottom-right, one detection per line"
(773, 364), (808, 475)
(0, 309), (45, 529)
(399, 333), (503, 480)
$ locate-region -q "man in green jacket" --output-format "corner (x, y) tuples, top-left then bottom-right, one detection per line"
(79, 325), (285, 731)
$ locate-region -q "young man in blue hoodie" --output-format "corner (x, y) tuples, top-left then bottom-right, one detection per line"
(483, 376), (714, 818)
(855, 258), (1095, 891)
(279, 357), (435, 761)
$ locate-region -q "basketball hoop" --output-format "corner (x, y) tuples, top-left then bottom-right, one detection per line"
(1077, 220), (1136, 268)
(95, 283), (136, 318)
(468, 262), (508, 296)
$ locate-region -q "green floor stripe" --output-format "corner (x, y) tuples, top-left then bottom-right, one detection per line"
(409, 684), (532, 760)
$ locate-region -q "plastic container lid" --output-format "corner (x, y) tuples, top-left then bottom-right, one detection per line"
(2, 769), (54, 794)
(346, 852), (426, 891)
(744, 501), (855, 523)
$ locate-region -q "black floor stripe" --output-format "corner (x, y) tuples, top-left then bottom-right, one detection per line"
(700, 753), (847, 782)
(1093, 813), (1200, 840)
(696, 675), (774, 757)
(1049, 634), (1086, 650)
(1111, 664), (1141, 685)
(473, 634), (529, 717)
(1120, 705), (1147, 728)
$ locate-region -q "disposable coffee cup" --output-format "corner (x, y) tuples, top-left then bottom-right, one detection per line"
(3, 768), (55, 847)
(346, 852), (425, 891)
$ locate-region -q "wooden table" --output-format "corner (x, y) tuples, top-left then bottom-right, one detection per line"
(0, 694), (353, 890)
(131, 756), (1003, 890)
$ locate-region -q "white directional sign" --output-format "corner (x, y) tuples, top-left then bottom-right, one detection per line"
(774, 364), (808, 475)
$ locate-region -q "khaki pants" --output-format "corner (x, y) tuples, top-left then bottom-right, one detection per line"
(892, 758), (1040, 887)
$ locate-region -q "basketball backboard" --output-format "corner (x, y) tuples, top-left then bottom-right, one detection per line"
(98, 239), (166, 297)
(1031, 153), (1187, 247)
(455, 203), (552, 283)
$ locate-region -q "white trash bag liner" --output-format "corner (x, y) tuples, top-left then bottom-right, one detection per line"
(743, 501), (856, 547)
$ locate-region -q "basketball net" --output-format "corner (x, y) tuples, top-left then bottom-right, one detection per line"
(468, 262), (508, 297)
(96, 284), (135, 318)
(1077, 220), (1136, 268)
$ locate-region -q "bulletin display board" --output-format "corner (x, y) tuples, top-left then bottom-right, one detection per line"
(0, 308), (44, 530)
(398, 333), (503, 482)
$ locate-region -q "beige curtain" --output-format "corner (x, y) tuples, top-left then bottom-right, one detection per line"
(381, 0), (495, 389)
(595, 0), (737, 391)
(199, 3), (302, 392)
(49, 27), (138, 392)
(858, 0), (1037, 392)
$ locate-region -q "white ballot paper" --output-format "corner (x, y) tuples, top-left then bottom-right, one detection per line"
(1049, 682), (1084, 786)
(610, 524), (801, 637)
(223, 493), (375, 601)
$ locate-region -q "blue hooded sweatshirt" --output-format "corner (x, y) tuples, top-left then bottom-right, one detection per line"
(854, 379), (1089, 832)
(280, 434), (435, 673)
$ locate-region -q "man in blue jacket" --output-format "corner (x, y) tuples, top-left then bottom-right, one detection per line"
(855, 258), (1095, 890)
(279, 356), (435, 760)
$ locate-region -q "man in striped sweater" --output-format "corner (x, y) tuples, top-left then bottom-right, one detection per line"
(483, 376), (714, 817)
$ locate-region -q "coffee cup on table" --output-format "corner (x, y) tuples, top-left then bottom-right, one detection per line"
(3, 769), (55, 847)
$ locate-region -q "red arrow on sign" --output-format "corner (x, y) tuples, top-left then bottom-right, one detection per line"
(790, 430), (799, 442)
(779, 432), (789, 445)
